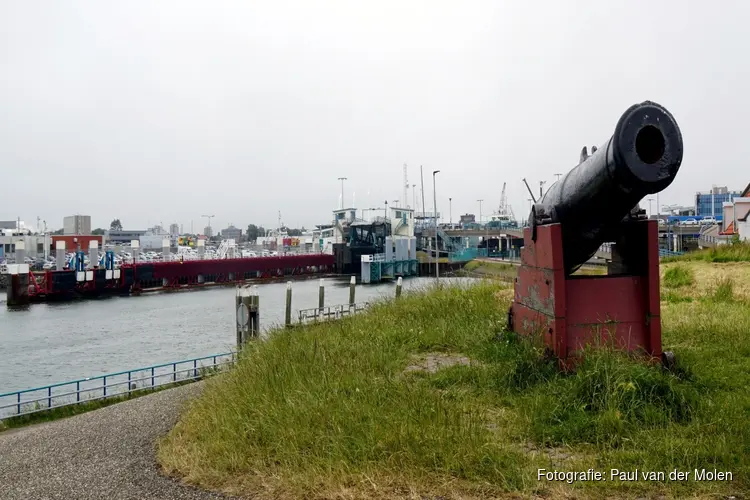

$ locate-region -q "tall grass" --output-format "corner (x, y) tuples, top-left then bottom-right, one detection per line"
(663, 264), (694, 288)
(663, 240), (750, 263)
(160, 273), (750, 499)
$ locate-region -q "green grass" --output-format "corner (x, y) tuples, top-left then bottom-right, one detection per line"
(463, 259), (515, 275)
(663, 240), (750, 263)
(159, 270), (750, 499)
(663, 264), (695, 288)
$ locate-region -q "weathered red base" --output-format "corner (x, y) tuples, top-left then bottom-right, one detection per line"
(508, 221), (661, 366)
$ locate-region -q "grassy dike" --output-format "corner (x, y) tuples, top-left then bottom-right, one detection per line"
(158, 263), (750, 499)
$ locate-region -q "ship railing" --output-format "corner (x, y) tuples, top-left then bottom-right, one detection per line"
(0, 352), (236, 420)
(298, 302), (370, 324)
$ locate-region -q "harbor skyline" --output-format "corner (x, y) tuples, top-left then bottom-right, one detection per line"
(3, 1), (747, 235)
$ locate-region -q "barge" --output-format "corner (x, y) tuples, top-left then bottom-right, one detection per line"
(4, 253), (336, 306)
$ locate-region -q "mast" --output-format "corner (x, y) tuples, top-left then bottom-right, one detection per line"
(403, 164), (409, 208)
(420, 166), (426, 220)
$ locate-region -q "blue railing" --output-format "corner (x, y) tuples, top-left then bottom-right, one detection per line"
(659, 248), (685, 257)
(0, 352), (236, 420)
(448, 248), (483, 262)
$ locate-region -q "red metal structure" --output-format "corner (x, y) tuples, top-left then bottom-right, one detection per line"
(509, 220), (662, 366)
(129, 254), (335, 292)
(51, 235), (104, 251)
(9, 254), (336, 305)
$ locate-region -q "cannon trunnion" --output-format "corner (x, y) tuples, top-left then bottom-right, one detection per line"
(508, 101), (683, 367)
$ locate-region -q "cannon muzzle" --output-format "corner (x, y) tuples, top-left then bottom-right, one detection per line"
(534, 101), (683, 274)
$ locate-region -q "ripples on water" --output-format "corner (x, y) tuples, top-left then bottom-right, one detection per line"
(0, 277), (474, 392)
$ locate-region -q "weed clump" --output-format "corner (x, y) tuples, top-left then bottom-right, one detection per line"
(663, 265), (694, 288)
(527, 349), (699, 448)
(709, 277), (735, 302)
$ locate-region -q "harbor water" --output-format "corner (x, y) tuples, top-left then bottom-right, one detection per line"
(0, 277), (470, 393)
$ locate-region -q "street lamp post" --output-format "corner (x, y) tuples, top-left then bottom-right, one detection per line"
(433, 170), (440, 279)
(477, 199), (484, 254)
(449, 197), (452, 227)
(337, 177), (348, 209)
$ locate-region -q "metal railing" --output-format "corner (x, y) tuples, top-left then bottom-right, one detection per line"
(298, 303), (369, 324)
(0, 352), (236, 420)
(447, 248), (489, 262)
(597, 243), (684, 258)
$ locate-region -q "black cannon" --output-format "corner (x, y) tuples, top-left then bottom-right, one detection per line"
(509, 101), (684, 366)
(530, 101), (683, 274)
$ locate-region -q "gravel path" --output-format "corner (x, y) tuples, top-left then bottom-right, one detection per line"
(0, 382), (236, 500)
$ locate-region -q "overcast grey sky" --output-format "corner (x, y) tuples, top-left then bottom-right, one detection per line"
(2, 1), (747, 232)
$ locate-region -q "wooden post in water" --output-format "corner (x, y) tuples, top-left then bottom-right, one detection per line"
(235, 286), (244, 348)
(285, 281), (293, 327)
(318, 278), (325, 310)
(248, 285), (260, 340)
(396, 276), (403, 298)
(349, 275), (356, 305)
(236, 285), (260, 348)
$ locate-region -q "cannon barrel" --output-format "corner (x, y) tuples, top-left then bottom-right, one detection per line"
(535, 101), (683, 274)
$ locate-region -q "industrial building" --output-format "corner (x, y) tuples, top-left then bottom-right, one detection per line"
(169, 223), (180, 236)
(138, 226), (170, 250)
(459, 214), (476, 225)
(204, 226), (213, 238)
(51, 235), (104, 252)
(63, 215), (91, 235)
(695, 186), (743, 218)
(0, 221), (17, 230)
(106, 229), (146, 245)
(221, 225), (242, 242)
(0, 234), (53, 261)
(700, 182), (750, 247)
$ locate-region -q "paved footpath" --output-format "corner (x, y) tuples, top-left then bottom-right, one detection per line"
(0, 382), (236, 500)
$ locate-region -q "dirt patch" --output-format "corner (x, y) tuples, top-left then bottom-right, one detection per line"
(404, 352), (472, 374)
(521, 441), (582, 466)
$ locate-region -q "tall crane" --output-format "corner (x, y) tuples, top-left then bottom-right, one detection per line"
(498, 182), (515, 220)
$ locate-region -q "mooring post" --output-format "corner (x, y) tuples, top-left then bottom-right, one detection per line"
(349, 275), (356, 306)
(318, 278), (325, 310)
(396, 276), (403, 298)
(55, 240), (66, 271)
(285, 281), (293, 327)
(248, 285), (260, 339)
(235, 286), (244, 349)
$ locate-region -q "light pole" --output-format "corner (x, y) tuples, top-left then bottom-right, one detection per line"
(337, 177), (347, 209)
(477, 199), (490, 257)
(554, 173), (562, 182)
(433, 170), (440, 278)
(647, 198), (654, 218)
(201, 214), (215, 238)
(412, 184), (417, 213)
(449, 197), (452, 227)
